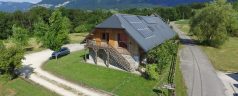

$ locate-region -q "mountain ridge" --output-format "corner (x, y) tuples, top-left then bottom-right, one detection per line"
(0, 1), (33, 12)
(0, 0), (212, 12)
(38, 0), (211, 9)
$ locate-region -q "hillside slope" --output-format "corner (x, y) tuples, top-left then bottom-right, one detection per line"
(0, 1), (33, 12)
(37, 0), (211, 9)
(0, 0), (212, 12)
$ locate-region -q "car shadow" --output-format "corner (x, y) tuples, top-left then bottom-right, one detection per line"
(227, 73), (238, 81)
(234, 93), (238, 96)
(19, 64), (34, 79)
(49, 53), (71, 60)
(227, 73), (238, 95)
(234, 84), (238, 88)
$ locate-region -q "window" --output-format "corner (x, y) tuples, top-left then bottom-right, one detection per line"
(102, 33), (109, 42)
(117, 33), (128, 48)
(117, 33), (121, 41)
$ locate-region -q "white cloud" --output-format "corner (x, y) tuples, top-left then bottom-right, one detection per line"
(0, 0), (42, 4)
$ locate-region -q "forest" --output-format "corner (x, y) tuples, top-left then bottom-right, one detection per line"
(0, 3), (206, 40)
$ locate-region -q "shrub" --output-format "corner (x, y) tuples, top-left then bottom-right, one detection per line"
(0, 42), (24, 80)
(146, 40), (178, 79)
(146, 64), (159, 80)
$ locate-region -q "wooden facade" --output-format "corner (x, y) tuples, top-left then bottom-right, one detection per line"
(89, 28), (141, 56)
(85, 28), (143, 71)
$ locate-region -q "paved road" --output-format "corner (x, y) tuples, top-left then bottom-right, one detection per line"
(22, 44), (111, 96)
(171, 22), (226, 96)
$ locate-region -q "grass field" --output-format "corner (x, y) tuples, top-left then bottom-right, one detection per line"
(0, 78), (57, 96)
(69, 33), (88, 43)
(174, 20), (190, 34)
(3, 38), (46, 54)
(201, 37), (238, 72)
(43, 50), (162, 96)
(175, 20), (238, 72)
(3, 33), (87, 53)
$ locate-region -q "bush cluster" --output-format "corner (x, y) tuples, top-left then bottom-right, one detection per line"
(0, 42), (24, 80)
(145, 40), (178, 80)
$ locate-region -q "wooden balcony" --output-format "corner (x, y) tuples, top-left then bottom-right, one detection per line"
(85, 40), (109, 49)
(85, 40), (130, 55)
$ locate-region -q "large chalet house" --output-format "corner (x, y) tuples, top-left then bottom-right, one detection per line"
(85, 14), (175, 72)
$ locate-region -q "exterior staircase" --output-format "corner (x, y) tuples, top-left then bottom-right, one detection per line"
(107, 46), (133, 71)
(122, 55), (139, 70)
(86, 40), (134, 71)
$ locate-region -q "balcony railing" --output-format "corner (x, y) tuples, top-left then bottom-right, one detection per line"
(85, 39), (130, 55)
(86, 39), (109, 48)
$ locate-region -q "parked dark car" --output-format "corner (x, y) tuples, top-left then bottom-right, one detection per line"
(51, 47), (70, 59)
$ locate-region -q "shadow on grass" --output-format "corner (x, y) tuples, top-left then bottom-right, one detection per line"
(153, 88), (166, 96)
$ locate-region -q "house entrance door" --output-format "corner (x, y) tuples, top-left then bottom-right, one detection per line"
(117, 33), (128, 49)
(102, 33), (109, 43)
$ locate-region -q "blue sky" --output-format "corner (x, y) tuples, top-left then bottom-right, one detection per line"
(0, 0), (41, 3)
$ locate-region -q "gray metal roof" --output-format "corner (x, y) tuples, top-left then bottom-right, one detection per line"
(96, 14), (176, 52)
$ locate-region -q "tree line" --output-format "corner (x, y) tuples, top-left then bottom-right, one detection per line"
(0, 3), (206, 40)
(0, 7), (112, 40)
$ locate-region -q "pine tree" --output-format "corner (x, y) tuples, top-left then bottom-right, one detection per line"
(37, 9), (71, 51)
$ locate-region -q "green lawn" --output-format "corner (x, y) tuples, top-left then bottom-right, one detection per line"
(42, 50), (159, 96)
(0, 78), (57, 96)
(201, 37), (238, 72)
(69, 33), (88, 43)
(3, 33), (87, 54)
(175, 19), (238, 72)
(174, 20), (190, 34)
(3, 37), (46, 54)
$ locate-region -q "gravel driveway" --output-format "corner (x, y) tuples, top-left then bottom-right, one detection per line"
(22, 44), (111, 96)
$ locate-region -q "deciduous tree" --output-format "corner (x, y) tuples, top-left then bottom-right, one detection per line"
(190, 0), (238, 47)
(34, 18), (49, 43)
(11, 25), (29, 46)
(44, 9), (71, 51)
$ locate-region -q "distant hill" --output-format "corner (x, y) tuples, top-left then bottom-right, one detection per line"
(0, 1), (33, 12)
(37, 0), (212, 9)
(0, 0), (213, 12)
